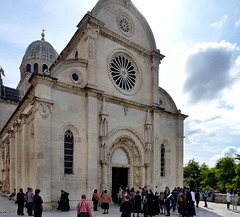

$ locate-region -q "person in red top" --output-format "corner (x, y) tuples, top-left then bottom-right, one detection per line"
(122, 190), (131, 203)
(76, 194), (92, 217)
(92, 189), (99, 211)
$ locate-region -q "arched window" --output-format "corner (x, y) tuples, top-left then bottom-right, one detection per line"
(42, 64), (48, 72)
(64, 130), (74, 174)
(161, 144), (165, 177)
(34, 63), (38, 73)
(26, 64), (31, 72)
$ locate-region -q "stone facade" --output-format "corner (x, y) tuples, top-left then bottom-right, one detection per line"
(0, 0), (187, 210)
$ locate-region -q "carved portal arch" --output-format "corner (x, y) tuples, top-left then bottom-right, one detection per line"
(105, 128), (145, 191)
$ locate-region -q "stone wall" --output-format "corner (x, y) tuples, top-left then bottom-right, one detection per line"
(206, 193), (240, 204)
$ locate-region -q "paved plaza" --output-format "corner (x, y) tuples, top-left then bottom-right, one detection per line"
(0, 196), (239, 217)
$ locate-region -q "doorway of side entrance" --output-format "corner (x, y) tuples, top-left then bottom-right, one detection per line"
(112, 167), (128, 203)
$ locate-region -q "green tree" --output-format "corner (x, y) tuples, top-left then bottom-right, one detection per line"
(200, 164), (217, 190)
(235, 154), (240, 161)
(184, 159), (201, 190)
(215, 157), (236, 192)
(232, 163), (240, 188)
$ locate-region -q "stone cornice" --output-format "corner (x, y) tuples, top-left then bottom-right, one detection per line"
(30, 96), (54, 106)
(29, 72), (57, 87)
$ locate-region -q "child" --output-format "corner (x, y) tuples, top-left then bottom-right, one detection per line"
(226, 189), (231, 210)
(159, 192), (165, 215)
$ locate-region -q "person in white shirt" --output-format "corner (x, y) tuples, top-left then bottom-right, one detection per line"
(226, 189), (231, 210)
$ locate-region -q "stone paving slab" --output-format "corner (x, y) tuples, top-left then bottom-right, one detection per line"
(0, 196), (240, 217)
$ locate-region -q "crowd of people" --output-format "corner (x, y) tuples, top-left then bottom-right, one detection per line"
(10, 185), (240, 217)
(14, 187), (43, 217)
(84, 186), (197, 217)
(114, 186), (197, 217)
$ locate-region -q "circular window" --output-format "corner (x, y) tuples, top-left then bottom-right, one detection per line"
(119, 18), (130, 33)
(117, 13), (134, 37)
(72, 73), (79, 81)
(109, 53), (139, 94)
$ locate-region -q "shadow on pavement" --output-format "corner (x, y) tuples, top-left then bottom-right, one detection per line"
(196, 207), (222, 217)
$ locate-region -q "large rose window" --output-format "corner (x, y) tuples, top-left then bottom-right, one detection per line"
(109, 54), (139, 93)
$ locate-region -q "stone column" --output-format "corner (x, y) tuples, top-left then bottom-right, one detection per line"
(99, 97), (109, 193)
(144, 110), (153, 188)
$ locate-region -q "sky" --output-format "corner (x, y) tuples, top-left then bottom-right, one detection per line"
(0, 0), (240, 167)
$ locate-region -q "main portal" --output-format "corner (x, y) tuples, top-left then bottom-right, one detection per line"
(112, 167), (128, 202)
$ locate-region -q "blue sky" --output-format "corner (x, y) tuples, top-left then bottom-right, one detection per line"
(1, 0), (240, 167)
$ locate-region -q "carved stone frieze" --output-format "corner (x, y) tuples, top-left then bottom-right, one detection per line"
(31, 97), (54, 120)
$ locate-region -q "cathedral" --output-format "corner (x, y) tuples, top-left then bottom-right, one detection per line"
(0, 0), (187, 209)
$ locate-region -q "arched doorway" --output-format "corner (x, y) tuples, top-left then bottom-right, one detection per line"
(108, 136), (143, 202)
(111, 148), (129, 202)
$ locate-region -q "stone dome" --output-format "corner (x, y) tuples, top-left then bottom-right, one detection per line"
(22, 37), (58, 62)
(18, 33), (59, 94)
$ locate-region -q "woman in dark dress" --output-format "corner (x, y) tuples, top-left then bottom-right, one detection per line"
(57, 190), (70, 211)
(186, 191), (196, 217)
(154, 191), (160, 215)
(146, 190), (155, 217)
(133, 191), (142, 217)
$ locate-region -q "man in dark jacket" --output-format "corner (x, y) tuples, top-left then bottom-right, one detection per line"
(164, 187), (171, 216)
(120, 196), (133, 217)
(17, 188), (26, 215)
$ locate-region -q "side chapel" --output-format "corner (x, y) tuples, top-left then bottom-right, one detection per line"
(0, 0), (187, 209)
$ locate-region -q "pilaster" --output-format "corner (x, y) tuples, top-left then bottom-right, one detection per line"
(86, 24), (100, 88)
(31, 97), (54, 210)
(13, 122), (21, 191)
(150, 51), (162, 105)
(20, 114), (28, 190)
(86, 93), (98, 196)
(8, 129), (15, 193)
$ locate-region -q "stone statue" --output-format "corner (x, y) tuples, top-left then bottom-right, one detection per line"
(0, 66), (5, 85)
(0, 66), (5, 77)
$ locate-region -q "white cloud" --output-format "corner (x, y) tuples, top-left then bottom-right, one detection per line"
(211, 146), (240, 162)
(210, 15), (228, 29)
(235, 19), (240, 28)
